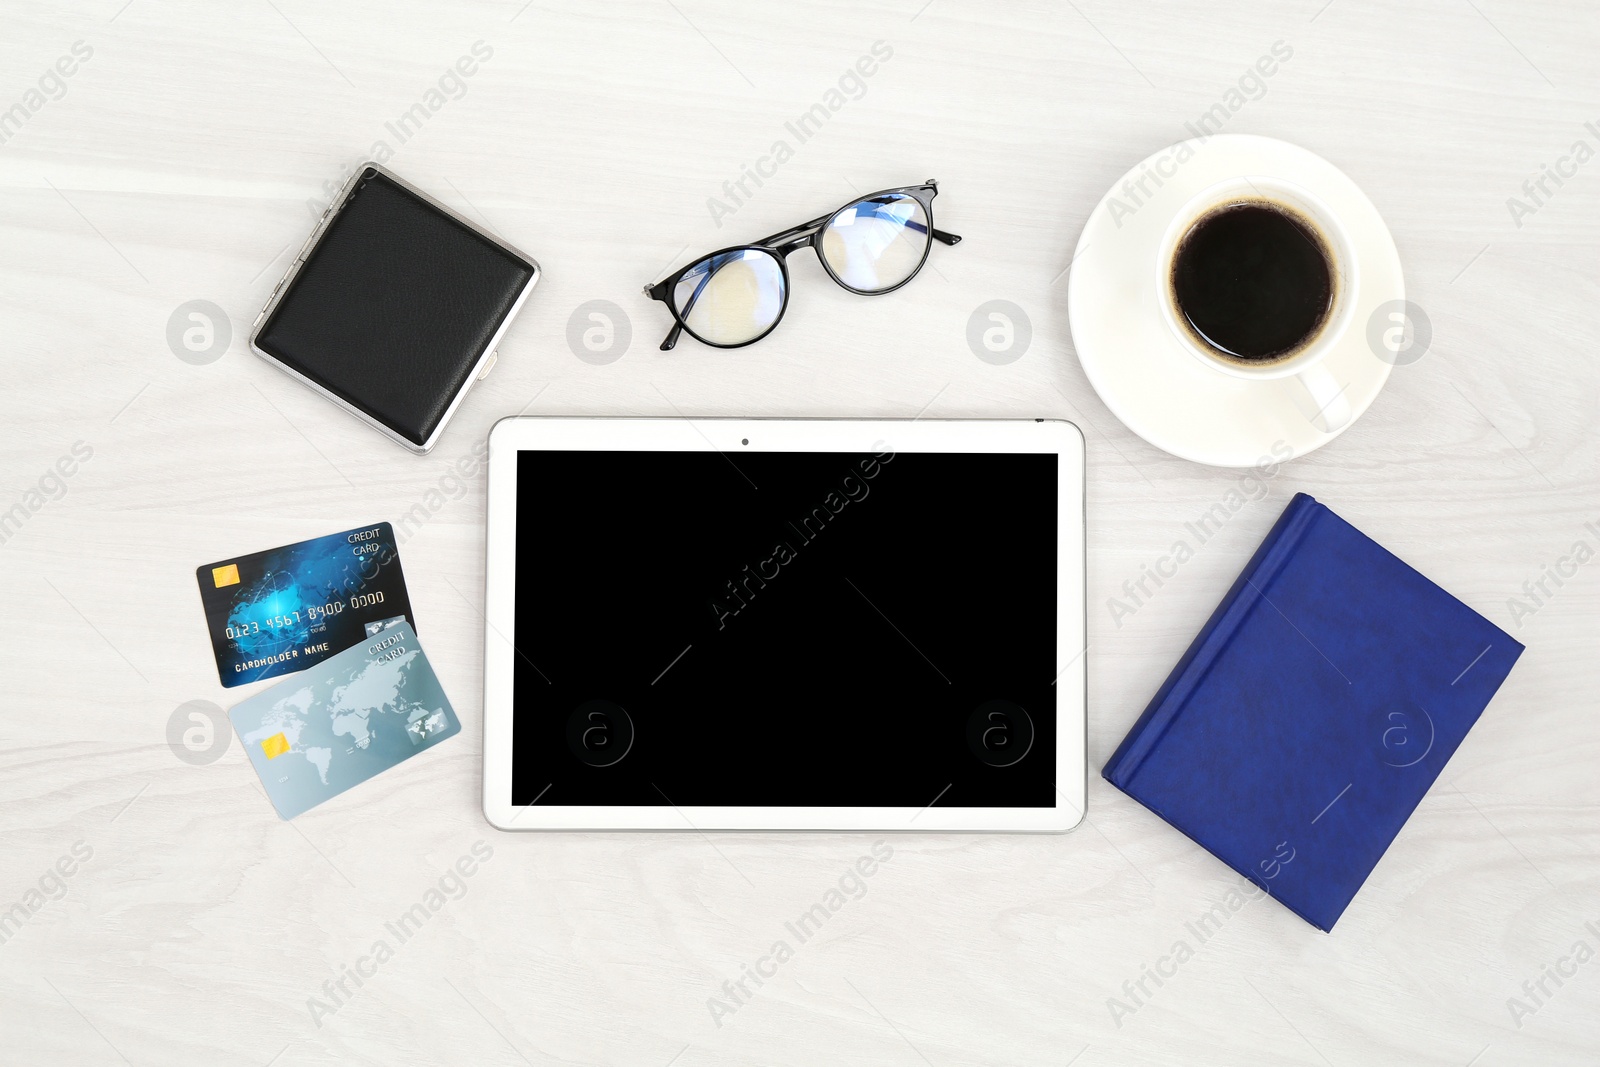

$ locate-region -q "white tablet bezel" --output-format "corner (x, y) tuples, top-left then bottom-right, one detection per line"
(481, 417), (1086, 832)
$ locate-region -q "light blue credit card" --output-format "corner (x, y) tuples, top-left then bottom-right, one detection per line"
(229, 621), (459, 819)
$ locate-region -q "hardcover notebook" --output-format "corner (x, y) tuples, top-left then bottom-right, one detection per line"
(1103, 493), (1523, 931)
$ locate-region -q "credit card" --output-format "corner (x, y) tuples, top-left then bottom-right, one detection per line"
(229, 621), (459, 819)
(197, 522), (413, 688)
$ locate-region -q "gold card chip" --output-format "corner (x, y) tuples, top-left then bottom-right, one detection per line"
(212, 564), (240, 588)
(260, 733), (291, 759)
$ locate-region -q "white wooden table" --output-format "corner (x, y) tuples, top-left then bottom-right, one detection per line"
(2, 1), (1597, 1063)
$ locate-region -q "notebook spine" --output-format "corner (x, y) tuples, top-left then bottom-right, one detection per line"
(1103, 492), (1324, 787)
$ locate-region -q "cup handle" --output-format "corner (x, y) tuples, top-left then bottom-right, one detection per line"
(1292, 363), (1351, 433)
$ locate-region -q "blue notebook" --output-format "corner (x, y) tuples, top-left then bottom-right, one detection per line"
(1103, 493), (1523, 931)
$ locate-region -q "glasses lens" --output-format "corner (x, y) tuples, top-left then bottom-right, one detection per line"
(672, 249), (785, 346)
(819, 193), (930, 293)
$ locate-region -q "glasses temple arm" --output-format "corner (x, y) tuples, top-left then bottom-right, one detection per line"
(644, 281), (685, 350)
(675, 258), (722, 321)
(656, 248), (739, 350)
(896, 218), (961, 245)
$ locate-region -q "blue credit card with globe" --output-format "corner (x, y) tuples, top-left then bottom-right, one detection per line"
(196, 522), (413, 688)
(229, 621), (459, 819)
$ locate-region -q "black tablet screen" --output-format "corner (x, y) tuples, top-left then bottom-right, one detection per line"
(511, 448), (1058, 808)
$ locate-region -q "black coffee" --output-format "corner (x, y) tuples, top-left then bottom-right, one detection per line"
(1170, 201), (1333, 364)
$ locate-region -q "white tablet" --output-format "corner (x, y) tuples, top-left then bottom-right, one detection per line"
(481, 418), (1085, 832)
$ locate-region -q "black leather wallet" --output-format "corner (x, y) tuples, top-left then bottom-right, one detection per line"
(251, 165), (540, 453)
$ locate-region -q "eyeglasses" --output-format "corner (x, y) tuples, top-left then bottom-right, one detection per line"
(644, 180), (961, 351)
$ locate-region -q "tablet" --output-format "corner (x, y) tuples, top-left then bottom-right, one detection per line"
(481, 418), (1085, 832)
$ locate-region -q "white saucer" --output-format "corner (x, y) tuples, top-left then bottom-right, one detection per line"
(1068, 135), (1402, 467)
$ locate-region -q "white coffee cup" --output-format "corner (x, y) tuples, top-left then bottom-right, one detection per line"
(1155, 176), (1358, 433)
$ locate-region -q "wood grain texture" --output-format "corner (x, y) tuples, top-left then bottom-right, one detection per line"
(1, 0), (1597, 1063)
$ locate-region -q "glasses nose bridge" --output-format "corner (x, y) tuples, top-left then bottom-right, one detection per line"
(761, 214), (831, 258)
(772, 232), (815, 257)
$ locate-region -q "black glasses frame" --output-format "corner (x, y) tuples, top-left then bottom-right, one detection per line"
(644, 180), (962, 351)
